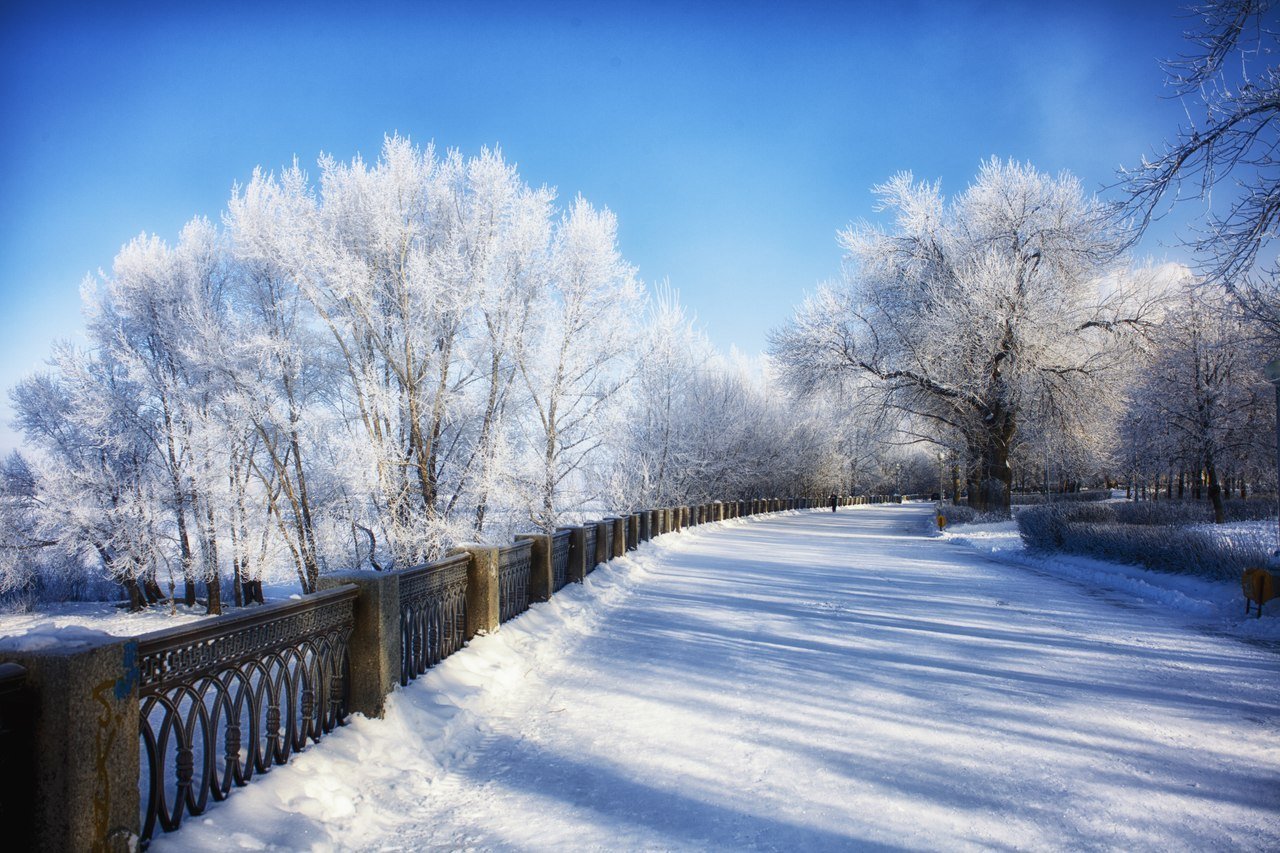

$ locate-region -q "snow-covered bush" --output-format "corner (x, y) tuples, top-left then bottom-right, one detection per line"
(937, 504), (1006, 528)
(1010, 491), (1110, 506)
(1018, 503), (1274, 579)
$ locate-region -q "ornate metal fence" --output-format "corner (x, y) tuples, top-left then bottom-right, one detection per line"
(0, 662), (30, 845)
(399, 555), (469, 685)
(498, 541), (532, 623)
(136, 586), (358, 843)
(583, 525), (598, 574)
(551, 530), (571, 592)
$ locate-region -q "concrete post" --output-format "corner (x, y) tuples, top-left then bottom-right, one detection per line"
(596, 520), (612, 566)
(317, 571), (400, 718)
(0, 632), (140, 852)
(564, 526), (588, 584)
(612, 517), (626, 557)
(453, 545), (500, 638)
(516, 533), (553, 602)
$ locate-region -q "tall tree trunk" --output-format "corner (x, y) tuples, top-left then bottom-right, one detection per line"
(1206, 459), (1226, 524)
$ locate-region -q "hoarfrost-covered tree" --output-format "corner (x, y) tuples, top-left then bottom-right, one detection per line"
(773, 160), (1149, 514)
(518, 196), (640, 531)
(1124, 278), (1273, 520)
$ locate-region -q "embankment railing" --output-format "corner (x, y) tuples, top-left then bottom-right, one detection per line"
(0, 493), (901, 849)
(399, 554), (469, 686)
(136, 585), (358, 843)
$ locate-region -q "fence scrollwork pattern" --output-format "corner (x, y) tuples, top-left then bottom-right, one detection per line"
(498, 542), (532, 623)
(136, 587), (357, 843)
(399, 555), (469, 685)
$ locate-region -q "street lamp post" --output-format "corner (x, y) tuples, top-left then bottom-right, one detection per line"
(1266, 358), (1280, 555)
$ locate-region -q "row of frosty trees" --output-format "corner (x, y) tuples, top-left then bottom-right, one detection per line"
(0, 138), (844, 611)
(771, 159), (1277, 528)
(773, 0), (1280, 530)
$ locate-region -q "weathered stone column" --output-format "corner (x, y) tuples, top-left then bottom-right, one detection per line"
(612, 517), (626, 557)
(318, 571), (400, 718)
(596, 520), (612, 565)
(564, 526), (588, 584)
(0, 632), (140, 852)
(453, 545), (500, 638)
(516, 533), (553, 602)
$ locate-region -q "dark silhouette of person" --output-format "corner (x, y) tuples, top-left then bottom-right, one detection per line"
(829, 493), (838, 512)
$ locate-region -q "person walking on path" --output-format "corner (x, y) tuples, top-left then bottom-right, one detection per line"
(829, 493), (838, 512)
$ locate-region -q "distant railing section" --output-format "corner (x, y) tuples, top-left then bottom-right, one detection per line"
(551, 530), (572, 592)
(583, 525), (598, 573)
(498, 541), (532, 623)
(136, 586), (358, 844)
(399, 555), (469, 686)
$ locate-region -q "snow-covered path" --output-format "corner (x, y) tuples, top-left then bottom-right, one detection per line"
(161, 506), (1280, 852)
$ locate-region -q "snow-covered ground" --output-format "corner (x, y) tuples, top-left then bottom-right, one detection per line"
(0, 583), (310, 643)
(942, 516), (1280, 644)
(151, 505), (1279, 852)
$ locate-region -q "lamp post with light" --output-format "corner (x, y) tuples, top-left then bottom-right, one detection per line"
(1266, 357), (1280, 555)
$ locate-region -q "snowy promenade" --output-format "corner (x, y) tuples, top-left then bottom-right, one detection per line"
(161, 505), (1280, 852)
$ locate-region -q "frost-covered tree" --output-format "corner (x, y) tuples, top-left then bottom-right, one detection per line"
(773, 160), (1149, 514)
(1123, 278), (1274, 520)
(518, 196), (640, 531)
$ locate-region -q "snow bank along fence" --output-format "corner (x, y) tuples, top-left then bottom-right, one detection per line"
(0, 494), (892, 850)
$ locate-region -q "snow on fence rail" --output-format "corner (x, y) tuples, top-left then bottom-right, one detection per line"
(136, 585), (358, 843)
(0, 494), (896, 849)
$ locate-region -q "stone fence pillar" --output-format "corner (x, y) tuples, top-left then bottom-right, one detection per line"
(453, 545), (500, 638)
(612, 517), (626, 557)
(317, 571), (399, 718)
(564, 526), (588, 584)
(516, 534), (554, 603)
(596, 520), (612, 566)
(0, 632), (140, 852)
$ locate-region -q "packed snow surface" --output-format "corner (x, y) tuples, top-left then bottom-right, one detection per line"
(155, 506), (1279, 851)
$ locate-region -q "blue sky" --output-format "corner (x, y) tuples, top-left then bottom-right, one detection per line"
(0, 0), (1198, 452)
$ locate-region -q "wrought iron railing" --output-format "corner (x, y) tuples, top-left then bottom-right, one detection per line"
(583, 525), (598, 574)
(399, 554), (469, 685)
(551, 530), (571, 592)
(136, 586), (357, 843)
(0, 662), (30, 845)
(498, 541), (532, 623)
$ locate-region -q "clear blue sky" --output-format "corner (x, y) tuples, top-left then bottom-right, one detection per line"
(0, 0), (1197, 452)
